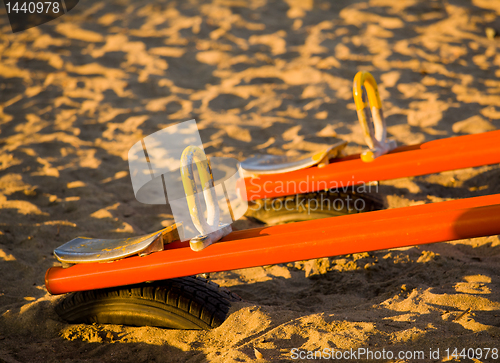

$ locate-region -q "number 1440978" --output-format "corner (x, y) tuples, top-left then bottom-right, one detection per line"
(5, 2), (60, 14)
(445, 348), (498, 360)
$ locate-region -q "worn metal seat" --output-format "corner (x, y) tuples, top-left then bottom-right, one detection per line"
(53, 223), (182, 265)
(240, 141), (346, 176)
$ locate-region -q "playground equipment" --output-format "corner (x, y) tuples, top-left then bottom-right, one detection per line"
(353, 71), (397, 162)
(46, 72), (500, 329)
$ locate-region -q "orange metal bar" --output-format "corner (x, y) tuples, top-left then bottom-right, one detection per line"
(244, 130), (500, 201)
(46, 194), (500, 295)
(226, 193), (500, 241)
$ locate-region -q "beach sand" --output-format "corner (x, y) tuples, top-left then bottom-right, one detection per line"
(1, 0), (500, 361)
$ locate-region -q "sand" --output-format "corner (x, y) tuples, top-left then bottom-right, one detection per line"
(1, 0), (500, 361)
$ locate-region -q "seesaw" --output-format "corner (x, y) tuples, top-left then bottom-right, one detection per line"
(45, 72), (500, 330)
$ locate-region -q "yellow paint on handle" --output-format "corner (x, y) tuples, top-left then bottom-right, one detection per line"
(353, 71), (382, 111)
(361, 150), (375, 163)
(311, 150), (325, 162)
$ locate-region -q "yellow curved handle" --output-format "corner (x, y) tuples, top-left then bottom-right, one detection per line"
(353, 71), (395, 162)
(180, 146), (220, 235)
(353, 71), (382, 111)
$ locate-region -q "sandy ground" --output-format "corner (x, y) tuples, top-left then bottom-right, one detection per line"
(1, 0), (500, 361)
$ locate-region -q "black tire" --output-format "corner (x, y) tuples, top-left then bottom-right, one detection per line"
(245, 189), (384, 225)
(55, 276), (241, 330)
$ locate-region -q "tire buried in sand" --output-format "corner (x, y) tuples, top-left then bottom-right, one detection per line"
(55, 276), (242, 329)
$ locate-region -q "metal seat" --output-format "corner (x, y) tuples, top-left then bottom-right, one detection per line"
(53, 223), (182, 265)
(240, 141), (346, 176)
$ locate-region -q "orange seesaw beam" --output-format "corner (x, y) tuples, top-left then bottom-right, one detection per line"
(46, 194), (500, 295)
(244, 130), (500, 201)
